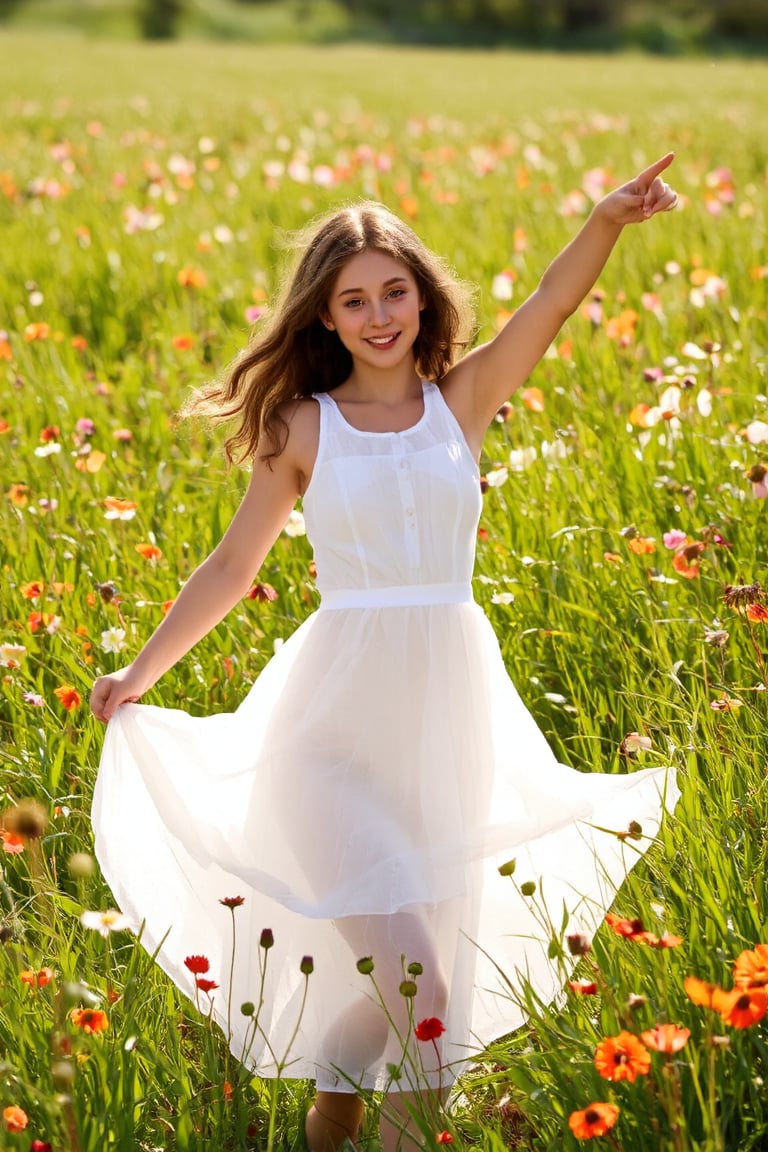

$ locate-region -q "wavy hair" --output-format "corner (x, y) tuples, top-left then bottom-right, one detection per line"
(182, 201), (475, 464)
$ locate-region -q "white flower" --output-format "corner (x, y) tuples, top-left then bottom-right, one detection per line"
(745, 420), (768, 445)
(491, 592), (515, 605)
(696, 389), (713, 417)
(508, 446), (537, 471)
(283, 509), (306, 537)
(485, 467), (508, 488)
(0, 643), (27, 667)
(34, 443), (62, 457)
(100, 627), (127, 654)
(80, 909), (131, 937)
(491, 272), (514, 301)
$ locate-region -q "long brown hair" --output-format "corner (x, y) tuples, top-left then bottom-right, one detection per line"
(183, 201), (475, 464)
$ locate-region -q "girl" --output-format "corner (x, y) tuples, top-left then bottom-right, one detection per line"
(91, 154), (680, 1151)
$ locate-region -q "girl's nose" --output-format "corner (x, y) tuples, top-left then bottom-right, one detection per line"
(369, 299), (391, 326)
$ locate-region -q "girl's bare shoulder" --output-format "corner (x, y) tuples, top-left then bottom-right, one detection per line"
(264, 396), (320, 487)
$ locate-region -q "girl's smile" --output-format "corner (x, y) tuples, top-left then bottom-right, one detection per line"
(324, 248), (423, 367)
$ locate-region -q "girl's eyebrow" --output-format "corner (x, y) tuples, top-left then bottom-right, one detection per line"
(336, 276), (408, 298)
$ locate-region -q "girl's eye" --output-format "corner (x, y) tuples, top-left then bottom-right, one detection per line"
(344, 299), (363, 309)
(387, 289), (405, 299)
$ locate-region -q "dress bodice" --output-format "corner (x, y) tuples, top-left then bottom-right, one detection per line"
(302, 382), (482, 599)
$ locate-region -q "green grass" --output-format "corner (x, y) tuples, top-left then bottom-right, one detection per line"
(1, 33), (767, 1152)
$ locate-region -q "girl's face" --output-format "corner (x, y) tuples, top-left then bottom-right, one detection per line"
(323, 249), (424, 371)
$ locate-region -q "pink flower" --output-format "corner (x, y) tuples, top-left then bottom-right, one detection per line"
(662, 529), (687, 550)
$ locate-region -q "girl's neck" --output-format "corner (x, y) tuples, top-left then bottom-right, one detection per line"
(336, 361), (422, 405)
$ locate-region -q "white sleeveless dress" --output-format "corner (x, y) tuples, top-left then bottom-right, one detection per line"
(92, 380), (679, 1092)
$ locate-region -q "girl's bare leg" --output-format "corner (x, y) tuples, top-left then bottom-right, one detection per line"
(306, 1090), (365, 1151)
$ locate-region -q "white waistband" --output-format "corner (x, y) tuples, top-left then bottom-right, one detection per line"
(319, 582), (473, 610)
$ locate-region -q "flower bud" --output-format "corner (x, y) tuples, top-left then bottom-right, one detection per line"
(498, 858), (516, 877)
(407, 961), (423, 976)
(399, 979), (418, 998)
(259, 928), (274, 950)
(520, 881), (536, 897)
(300, 955), (314, 975)
(68, 852), (95, 879)
(356, 957), (374, 975)
(3, 797), (48, 839)
(240, 1002), (255, 1017)
(566, 932), (592, 957)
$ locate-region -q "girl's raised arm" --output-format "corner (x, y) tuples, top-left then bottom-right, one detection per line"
(90, 430), (305, 723)
(444, 153), (678, 445)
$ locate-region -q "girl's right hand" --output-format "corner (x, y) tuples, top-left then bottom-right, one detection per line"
(90, 664), (150, 724)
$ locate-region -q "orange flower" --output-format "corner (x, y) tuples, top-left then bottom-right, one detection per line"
(568, 1102), (620, 1139)
(54, 685), (82, 711)
(605, 913), (646, 939)
(734, 943), (768, 988)
(24, 322), (50, 342)
(640, 1024), (690, 1054)
(20, 967), (54, 987)
(171, 333), (195, 350)
(103, 496), (137, 519)
(628, 537), (656, 554)
(746, 603), (768, 623)
(713, 987), (768, 1030)
(672, 551), (700, 579)
(70, 1007), (109, 1034)
(39, 425), (60, 443)
(7, 482), (30, 506)
(568, 979), (598, 995)
(0, 341), (12, 361)
(684, 975), (720, 1008)
(20, 581), (45, 600)
(594, 1031), (650, 1082)
(2, 830), (24, 854)
(521, 387), (544, 412)
(177, 267), (207, 288)
(75, 449), (107, 474)
(3, 1105), (28, 1133)
(71, 335), (88, 350)
(135, 543), (162, 562)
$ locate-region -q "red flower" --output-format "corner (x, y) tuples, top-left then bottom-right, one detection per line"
(219, 896), (245, 908)
(196, 978), (219, 994)
(713, 987), (768, 1029)
(435, 1132), (454, 1144)
(70, 1007), (109, 1034)
(54, 685), (82, 712)
(568, 979), (598, 995)
(31, 1141), (53, 1152)
(184, 954), (210, 975)
(594, 1032), (651, 1083)
(414, 1017), (446, 1042)
(568, 1102), (620, 1139)
(3, 1105), (28, 1133)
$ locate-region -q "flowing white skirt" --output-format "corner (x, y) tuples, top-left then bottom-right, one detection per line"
(92, 601), (678, 1091)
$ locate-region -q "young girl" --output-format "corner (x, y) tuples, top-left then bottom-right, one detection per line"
(90, 154), (680, 1151)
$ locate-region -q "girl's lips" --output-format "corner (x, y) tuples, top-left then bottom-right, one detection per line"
(365, 332), (401, 347)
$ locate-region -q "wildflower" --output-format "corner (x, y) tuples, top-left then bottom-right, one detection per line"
(684, 975), (719, 1008)
(722, 582), (763, 610)
(103, 496), (137, 520)
(628, 537), (656, 555)
(30, 1141), (53, 1152)
(7, 483), (29, 506)
(24, 322), (50, 341)
(640, 1024), (690, 1053)
(100, 627), (127, 654)
(177, 267), (207, 288)
(135, 543), (162, 562)
(710, 693), (743, 712)
(184, 955), (210, 975)
(3, 1106), (28, 1133)
(248, 583), (278, 602)
(620, 732), (652, 756)
(23, 692), (44, 707)
(568, 980), (598, 995)
(747, 463), (768, 499)
(300, 956), (314, 975)
(283, 509), (306, 537)
(20, 967), (54, 988)
(171, 333), (196, 350)
(196, 978), (219, 994)
(70, 1007), (109, 1034)
(3, 798), (48, 839)
(594, 1032), (651, 1082)
(703, 628), (729, 647)
(734, 944), (768, 988)
(747, 603), (768, 623)
(566, 933), (592, 956)
(1, 830), (24, 854)
(606, 913), (646, 938)
(714, 987), (768, 1029)
(54, 685), (82, 711)
(521, 386), (544, 412)
(435, 1133), (454, 1144)
(414, 1017), (446, 1042)
(0, 643), (27, 667)
(20, 581), (45, 600)
(80, 909), (131, 937)
(220, 896), (245, 908)
(568, 1102), (620, 1139)
(259, 928), (274, 949)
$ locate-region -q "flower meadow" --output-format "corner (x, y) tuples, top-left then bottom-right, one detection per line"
(1, 32), (767, 1152)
